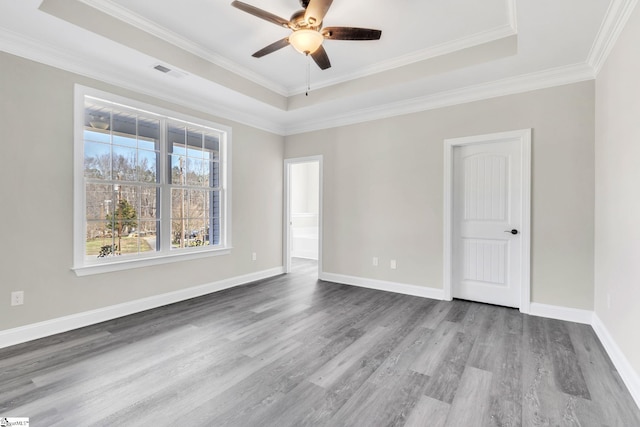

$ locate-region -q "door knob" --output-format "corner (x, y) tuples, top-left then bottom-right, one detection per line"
(504, 229), (519, 235)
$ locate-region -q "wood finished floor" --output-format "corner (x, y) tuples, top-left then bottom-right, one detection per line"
(1, 258), (639, 426)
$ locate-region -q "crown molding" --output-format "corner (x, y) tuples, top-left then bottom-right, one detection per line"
(79, 0), (290, 97)
(289, 24), (517, 95)
(284, 63), (595, 135)
(0, 27), (286, 135)
(587, 0), (638, 75)
(1, 24), (596, 138)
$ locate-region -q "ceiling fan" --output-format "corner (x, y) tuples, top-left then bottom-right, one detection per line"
(231, 0), (382, 70)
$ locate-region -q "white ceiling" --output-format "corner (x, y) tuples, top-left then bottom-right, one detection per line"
(0, 0), (632, 135)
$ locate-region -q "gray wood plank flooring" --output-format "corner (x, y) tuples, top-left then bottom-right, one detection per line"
(1, 258), (639, 426)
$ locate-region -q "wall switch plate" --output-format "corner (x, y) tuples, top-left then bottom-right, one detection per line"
(390, 260), (397, 269)
(372, 257), (378, 266)
(11, 291), (24, 306)
(252, 252), (257, 261)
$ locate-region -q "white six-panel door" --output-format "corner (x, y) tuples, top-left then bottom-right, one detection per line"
(447, 131), (530, 309)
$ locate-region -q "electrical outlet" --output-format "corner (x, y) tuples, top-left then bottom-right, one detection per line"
(252, 252), (257, 261)
(11, 291), (24, 306)
(390, 260), (397, 269)
(372, 257), (378, 267)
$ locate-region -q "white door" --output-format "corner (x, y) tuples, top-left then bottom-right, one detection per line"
(452, 139), (522, 308)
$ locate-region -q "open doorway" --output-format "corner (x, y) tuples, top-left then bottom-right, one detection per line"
(284, 156), (322, 276)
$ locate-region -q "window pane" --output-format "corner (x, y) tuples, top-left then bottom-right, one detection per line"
(113, 146), (137, 181)
(202, 162), (210, 187)
(170, 155), (185, 184)
(84, 142), (111, 180)
(204, 135), (219, 160)
(138, 137), (158, 152)
(140, 187), (159, 219)
(170, 189), (214, 249)
(187, 189), (207, 219)
(171, 219), (185, 249)
(168, 124), (186, 151)
(211, 161), (220, 188)
(111, 186), (139, 230)
(212, 190), (220, 218)
(84, 129), (110, 144)
(112, 109), (137, 140)
(86, 222), (115, 257)
(186, 158), (205, 186)
(128, 221), (158, 254)
(85, 103), (111, 133)
(86, 183), (114, 220)
(187, 128), (203, 154)
(138, 150), (158, 183)
(171, 188), (186, 219)
(138, 117), (160, 144)
(112, 134), (137, 148)
(211, 216), (220, 245)
(188, 218), (207, 246)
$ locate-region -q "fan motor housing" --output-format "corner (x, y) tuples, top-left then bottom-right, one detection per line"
(290, 9), (321, 30)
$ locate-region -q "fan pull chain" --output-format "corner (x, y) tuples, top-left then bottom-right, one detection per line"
(306, 54), (311, 96)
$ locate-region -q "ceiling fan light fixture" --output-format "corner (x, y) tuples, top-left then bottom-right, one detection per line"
(289, 29), (323, 54)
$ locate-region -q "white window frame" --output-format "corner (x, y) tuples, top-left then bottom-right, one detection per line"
(73, 85), (232, 276)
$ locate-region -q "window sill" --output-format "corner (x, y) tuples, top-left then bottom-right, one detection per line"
(72, 247), (232, 277)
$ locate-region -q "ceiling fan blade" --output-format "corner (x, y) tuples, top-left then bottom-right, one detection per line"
(311, 45), (331, 70)
(322, 27), (382, 41)
(231, 1), (290, 28)
(304, 0), (333, 26)
(252, 38), (290, 58)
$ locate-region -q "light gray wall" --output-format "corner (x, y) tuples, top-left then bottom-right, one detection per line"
(595, 5), (640, 378)
(285, 81), (595, 310)
(0, 52), (284, 330)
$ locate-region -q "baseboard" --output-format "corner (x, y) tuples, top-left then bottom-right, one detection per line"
(319, 272), (445, 300)
(592, 313), (640, 409)
(0, 267), (284, 350)
(528, 302), (593, 324)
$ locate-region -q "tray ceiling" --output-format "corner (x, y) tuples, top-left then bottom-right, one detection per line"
(0, 0), (628, 134)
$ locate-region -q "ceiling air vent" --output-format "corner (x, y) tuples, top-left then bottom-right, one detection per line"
(154, 64), (171, 73)
(152, 64), (187, 79)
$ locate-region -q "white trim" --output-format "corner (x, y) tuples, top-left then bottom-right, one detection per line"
(2, 25), (594, 138)
(587, 0), (639, 75)
(443, 129), (532, 313)
(0, 267), (284, 350)
(72, 248), (232, 277)
(283, 156), (323, 276)
(283, 63), (595, 135)
(592, 314), (640, 409)
(320, 272), (445, 301)
(529, 302), (593, 325)
(507, 0), (518, 32)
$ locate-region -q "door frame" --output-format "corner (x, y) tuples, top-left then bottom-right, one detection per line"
(283, 155), (323, 275)
(443, 129), (531, 313)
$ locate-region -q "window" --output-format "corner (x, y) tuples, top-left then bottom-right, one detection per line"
(74, 86), (231, 275)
